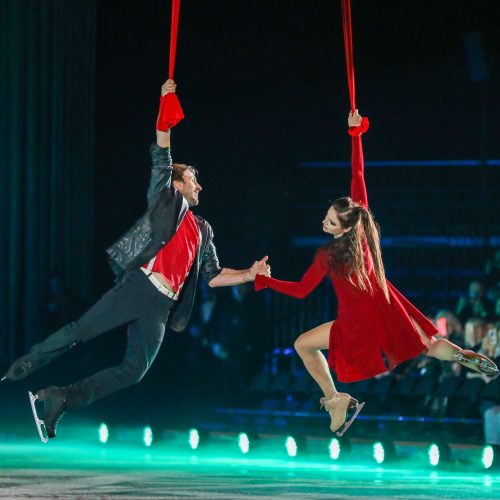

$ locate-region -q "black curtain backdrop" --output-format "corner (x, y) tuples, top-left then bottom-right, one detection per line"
(0, 1), (96, 364)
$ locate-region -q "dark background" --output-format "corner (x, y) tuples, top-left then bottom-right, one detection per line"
(94, 0), (500, 284)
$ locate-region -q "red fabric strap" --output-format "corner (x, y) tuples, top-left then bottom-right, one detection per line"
(157, 0), (184, 131)
(341, 0), (356, 112)
(169, 0), (180, 79)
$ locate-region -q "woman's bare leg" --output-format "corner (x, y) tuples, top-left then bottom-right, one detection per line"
(294, 321), (336, 399)
(294, 321), (363, 433)
(410, 317), (498, 374)
(410, 317), (459, 361)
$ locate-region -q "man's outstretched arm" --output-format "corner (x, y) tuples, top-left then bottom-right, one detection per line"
(208, 257), (270, 287)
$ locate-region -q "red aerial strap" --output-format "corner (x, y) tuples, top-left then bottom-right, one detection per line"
(341, 0), (369, 135)
(156, 0), (185, 131)
(169, 0), (180, 80)
(341, 0), (356, 112)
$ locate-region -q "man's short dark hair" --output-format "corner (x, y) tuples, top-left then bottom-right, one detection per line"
(172, 163), (198, 183)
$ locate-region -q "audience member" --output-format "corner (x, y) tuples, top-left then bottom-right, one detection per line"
(455, 281), (494, 324)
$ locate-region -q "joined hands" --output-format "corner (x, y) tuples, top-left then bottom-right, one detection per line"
(249, 256), (271, 280)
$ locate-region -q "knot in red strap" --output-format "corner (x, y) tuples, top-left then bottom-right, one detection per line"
(156, 93), (184, 131)
(348, 116), (370, 137)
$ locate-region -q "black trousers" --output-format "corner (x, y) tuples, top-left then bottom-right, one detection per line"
(29, 269), (174, 409)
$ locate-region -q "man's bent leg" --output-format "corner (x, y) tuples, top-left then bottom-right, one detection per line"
(3, 270), (162, 381)
(43, 294), (172, 429)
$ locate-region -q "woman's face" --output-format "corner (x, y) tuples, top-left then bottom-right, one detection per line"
(322, 207), (348, 238)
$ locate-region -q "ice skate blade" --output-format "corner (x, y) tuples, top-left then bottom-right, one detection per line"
(28, 391), (49, 443)
(1, 376), (6, 382)
(336, 401), (365, 437)
(455, 351), (499, 376)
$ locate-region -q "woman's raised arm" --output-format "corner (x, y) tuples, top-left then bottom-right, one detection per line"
(348, 110), (368, 209)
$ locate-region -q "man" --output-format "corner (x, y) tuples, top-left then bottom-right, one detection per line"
(2, 80), (270, 441)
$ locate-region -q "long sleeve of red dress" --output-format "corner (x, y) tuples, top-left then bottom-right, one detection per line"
(254, 253), (328, 299)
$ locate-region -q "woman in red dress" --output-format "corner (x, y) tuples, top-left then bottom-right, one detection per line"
(255, 110), (499, 435)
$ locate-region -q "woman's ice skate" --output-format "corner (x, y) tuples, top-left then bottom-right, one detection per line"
(320, 392), (365, 437)
(453, 350), (498, 376)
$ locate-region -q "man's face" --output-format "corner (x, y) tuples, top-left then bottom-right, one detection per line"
(174, 170), (202, 207)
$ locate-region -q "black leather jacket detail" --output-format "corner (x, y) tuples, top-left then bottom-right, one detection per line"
(106, 143), (222, 331)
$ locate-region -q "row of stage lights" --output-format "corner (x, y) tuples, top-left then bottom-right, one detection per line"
(96, 423), (498, 470)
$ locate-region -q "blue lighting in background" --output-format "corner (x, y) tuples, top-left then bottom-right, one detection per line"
(293, 236), (500, 249)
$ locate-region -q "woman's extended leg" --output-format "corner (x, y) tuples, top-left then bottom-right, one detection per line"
(294, 321), (336, 399)
(410, 317), (498, 375)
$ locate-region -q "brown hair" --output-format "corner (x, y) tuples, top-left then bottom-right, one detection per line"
(172, 163), (199, 183)
(323, 197), (389, 301)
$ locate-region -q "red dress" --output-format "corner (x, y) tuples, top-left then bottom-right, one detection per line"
(255, 134), (438, 383)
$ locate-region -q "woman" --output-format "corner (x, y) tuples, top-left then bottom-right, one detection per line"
(255, 111), (499, 436)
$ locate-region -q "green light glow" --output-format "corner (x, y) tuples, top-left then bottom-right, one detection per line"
(328, 438), (341, 460)
(285, 436), (298, 457)
(481, 445), (494, 469)
(98, 423), (109, 444)
(373, 442), (385, 464)
(428, 444), (440, 467)
(238, 433), (250, 454)
(142, 426), (153, 447)
(188, 428), (200, 450)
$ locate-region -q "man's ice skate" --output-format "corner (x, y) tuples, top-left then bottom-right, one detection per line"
(29, 391), (49, 443)
(453, 350), (499, 376)
(320, 392), (365, 437)
(29, 386), (70, 442)
(3, 354), (42, 381)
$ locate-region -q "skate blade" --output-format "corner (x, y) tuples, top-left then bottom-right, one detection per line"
(28, 391), (49, 443)
(336, 401), (365, 437)
(478, 360), (499, 376)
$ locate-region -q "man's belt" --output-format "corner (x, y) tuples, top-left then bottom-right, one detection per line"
(140, 268), (179, 301)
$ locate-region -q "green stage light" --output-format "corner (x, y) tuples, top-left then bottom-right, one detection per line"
(285, 436), (298, 457)
(328, 438), (341, 460)
(143, 426), (153, 447)
(238, 433), (250, 454)
(481, 445), (494, 470)
(428, 442), (451, 467)
(98, 423), (109, 444)
(373, 441), (385, 464)
(428, 443), (440, 466)
(188, 428), (200, 450)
